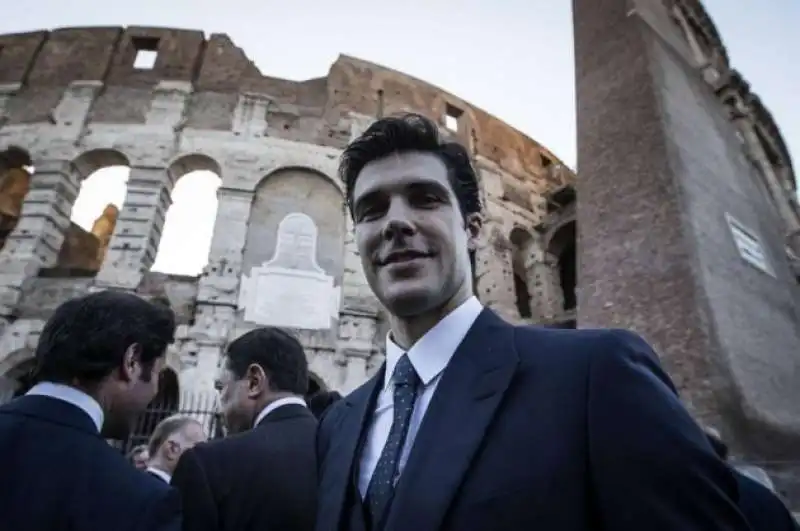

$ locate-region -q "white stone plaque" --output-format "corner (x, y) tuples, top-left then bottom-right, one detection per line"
(238, 213), (340, 329)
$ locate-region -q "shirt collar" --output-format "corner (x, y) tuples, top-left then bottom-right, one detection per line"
(26, 381), (104, 432)
(384, 296), (483, 390)
(253, 396), (307, 427)
(146, 466), (172, 483)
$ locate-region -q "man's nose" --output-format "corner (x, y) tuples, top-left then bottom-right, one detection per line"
(381, 200), (415, 240)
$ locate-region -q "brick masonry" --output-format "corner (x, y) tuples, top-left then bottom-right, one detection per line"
(574, 0), (800, 509)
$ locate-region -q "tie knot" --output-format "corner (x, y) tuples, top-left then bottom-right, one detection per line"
(392, 355), (419, 388)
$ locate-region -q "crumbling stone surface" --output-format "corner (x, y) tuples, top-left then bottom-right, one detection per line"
(0, 26), (574, 398)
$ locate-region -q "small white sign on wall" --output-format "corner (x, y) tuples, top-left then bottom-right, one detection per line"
(238, 212), (340, 329)
(725, 213), (775, 277)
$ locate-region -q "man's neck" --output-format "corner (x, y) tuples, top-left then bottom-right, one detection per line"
(389, 291), (471, 350)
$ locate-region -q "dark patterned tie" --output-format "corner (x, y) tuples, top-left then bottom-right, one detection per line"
(366, 354), (421, 529)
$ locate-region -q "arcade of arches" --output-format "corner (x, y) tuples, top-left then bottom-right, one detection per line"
(0, 145), (222, 279)
(508, 186), (577, 328)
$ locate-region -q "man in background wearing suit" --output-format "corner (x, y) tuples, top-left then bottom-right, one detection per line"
(145, 415), (207, 483)
(171, 326), (318, 531)
(0, 291), (181, 531)
(315, 113), (752, 531)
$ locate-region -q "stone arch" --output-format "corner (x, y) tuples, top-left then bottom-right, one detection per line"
(509, 227), (534, 319)
(41, 148), (131, 277)
(547, 220), (577, 313)
(152, 153), (223, 275)
(242, 167), (347, 288)
(0, 145), (34, 252)
(151, 367), (180, 410)
(255, 165), (344, 198)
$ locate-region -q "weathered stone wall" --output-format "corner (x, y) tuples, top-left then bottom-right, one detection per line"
(573, 0), (800, 508)
(0, 26), (574, 399)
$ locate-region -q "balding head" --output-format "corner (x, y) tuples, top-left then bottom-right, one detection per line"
(147, 415), (207, 475)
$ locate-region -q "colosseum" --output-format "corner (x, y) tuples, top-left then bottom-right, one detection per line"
(0, 0), (798, 508)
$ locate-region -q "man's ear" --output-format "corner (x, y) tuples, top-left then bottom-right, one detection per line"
(120, 343), (142, 383)
(465, 212), (484, 251)
(245, 363), (269, 399)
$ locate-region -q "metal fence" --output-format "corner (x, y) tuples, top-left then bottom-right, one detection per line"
(111, 391), (226, 455)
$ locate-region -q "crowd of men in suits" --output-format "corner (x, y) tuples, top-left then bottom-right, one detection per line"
(0, 113), (797, 531)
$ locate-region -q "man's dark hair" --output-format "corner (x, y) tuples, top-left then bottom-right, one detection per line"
(339, 113), (482, 220)
(147, 415), (199, 456)
(307, 390), (343, 419)
(34, 291), (176, 385)
(225, 327), (309, 395)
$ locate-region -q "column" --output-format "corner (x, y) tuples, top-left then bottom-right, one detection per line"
(474, 221), (517, 322)
(93, 166), (173, 290)
(526, 254), (564, 322)
(180, 187), (254, 395)
(0, 160), (78, 322)
(336, 216), (380, 393)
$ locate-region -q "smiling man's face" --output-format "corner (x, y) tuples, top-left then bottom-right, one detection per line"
(351, 151), (477, 317)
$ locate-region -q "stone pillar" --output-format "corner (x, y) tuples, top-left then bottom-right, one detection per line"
(336, 216), (380, 393)
(572, 0), (733, 424)
(527, 253), (563, 322)
(94, 165), (173, 290)
(182, 187), (254, 395)
(474, 222), (516, 321)
(0, 160), (78, 322)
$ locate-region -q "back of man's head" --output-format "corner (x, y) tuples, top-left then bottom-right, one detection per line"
(33, 291), (177, 437)
(216, 327), (309, 434)
(147, 415), (206, 474)
(35, 290), (176, 385)
(225, 327), (309, 395)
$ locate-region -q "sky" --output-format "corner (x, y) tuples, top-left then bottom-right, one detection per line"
(3, 1), (798, 276)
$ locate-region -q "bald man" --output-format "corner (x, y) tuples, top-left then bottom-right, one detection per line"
(146, 415), (207, 483)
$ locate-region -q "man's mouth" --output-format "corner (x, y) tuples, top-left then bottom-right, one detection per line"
(380, 250), (431, 266)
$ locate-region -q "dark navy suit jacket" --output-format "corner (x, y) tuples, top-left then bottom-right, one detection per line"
(316, 308), (753, 531)
(0, 394), (181, 531)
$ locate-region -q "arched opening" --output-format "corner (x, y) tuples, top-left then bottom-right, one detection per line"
(120, 367), (179, 453)
(509, 227), (533, 319)
(240, 167), (345, 333)
(151, 155), (222, 276)
(41, 149), (130, 277)
(0, 145), (34, 251)
(548, 220), (577, 313)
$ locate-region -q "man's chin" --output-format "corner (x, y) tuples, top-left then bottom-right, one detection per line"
(381, 283), (438, 317)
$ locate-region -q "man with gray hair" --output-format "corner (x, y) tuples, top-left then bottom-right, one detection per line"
(146, 415), (207, 483)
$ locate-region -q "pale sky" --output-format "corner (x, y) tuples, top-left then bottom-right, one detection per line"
(4, 1), (798, 276)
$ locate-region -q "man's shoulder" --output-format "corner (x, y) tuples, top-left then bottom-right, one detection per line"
(93, 443), (172, 497)
(511, 324), (656, 366)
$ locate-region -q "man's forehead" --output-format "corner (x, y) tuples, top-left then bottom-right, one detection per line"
(354, 152), (449, 198)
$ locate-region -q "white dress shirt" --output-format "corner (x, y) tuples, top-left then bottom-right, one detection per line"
(253, 395), (307, 428)
(358, 296), (484, 496)
(146, 466), (172, 483)
(26, 381), (104, 432)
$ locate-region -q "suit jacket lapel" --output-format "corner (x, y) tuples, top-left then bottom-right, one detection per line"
(384, 309), (520, 531)
(317, 369), (384, 531)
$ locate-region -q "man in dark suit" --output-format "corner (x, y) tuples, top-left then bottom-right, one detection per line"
(0, 291), (181, 531)
(706, 429), (799, 530)
(315, 113), (753, 531)
(170, 326), (318, 531)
